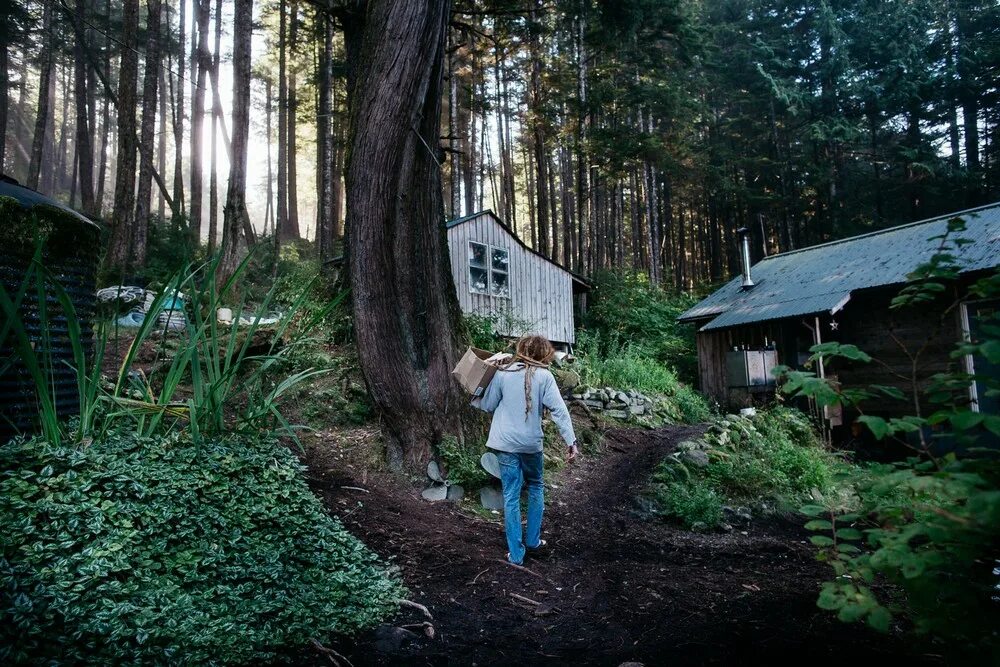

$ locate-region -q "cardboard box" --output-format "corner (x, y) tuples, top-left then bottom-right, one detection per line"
(452, 347), (500, 397)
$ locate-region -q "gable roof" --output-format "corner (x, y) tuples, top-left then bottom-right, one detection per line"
(678, 201), (1000, 332)
(448, 210), (591, 291)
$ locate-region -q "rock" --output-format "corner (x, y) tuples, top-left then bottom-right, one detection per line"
(607, 401), (628, 409)
(676, 439), (702, 452)
(629, 404), (646, 415)
(723, 505), (753, 523)
(427, 460), (445, 483)
(480, 452), (501, 479)
(720, 522), (733, 532)
(446, 484), (465, 501)
(716, 430), (730, 446)
(374, 624), (419, 653)
(552, 368), (581, 390)
(605, 409), (630, 420)
(679, 449), (710, 468)
(480, 486), (504, 510)
(421, 485), (448, 502)
(690, 521), (708, 533)
(617, 391), (630, 403)
(583, 400), (605, 409)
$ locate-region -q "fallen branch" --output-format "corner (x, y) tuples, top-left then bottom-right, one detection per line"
(396, 599), (433, 621)
(510, 592), (541, 606)
(339, 486), (370, 493)
(309, 639), (353, 667)
(469, 567), (490, 585)
(496, 559), (543, 579)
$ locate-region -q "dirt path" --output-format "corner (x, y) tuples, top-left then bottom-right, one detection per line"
(305, 425), (936, 666)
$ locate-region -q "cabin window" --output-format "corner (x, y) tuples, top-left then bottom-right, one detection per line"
(468, 242), (511, 298)
(469, 242), (489, 294)
(491, 248), (510, 298)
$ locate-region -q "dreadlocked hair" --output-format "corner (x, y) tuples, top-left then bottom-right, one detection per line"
(500, 335), (556, 420)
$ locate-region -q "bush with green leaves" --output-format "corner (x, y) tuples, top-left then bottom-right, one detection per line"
(437, 434), (491, 489)
(579, 270), (701, 383)
(646, 407), (841, 529)
(778, 219), (1000, 651)
(0, 431), (405, 664)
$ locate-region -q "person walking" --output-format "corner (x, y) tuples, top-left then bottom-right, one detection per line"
(474, 335), (578, 565)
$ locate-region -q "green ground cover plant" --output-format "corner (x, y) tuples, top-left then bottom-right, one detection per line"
(0, 431), (404, 664)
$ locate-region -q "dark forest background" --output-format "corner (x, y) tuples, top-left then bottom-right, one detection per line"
(2, 0), (998, 286)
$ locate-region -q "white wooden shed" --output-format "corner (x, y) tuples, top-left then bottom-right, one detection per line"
(446, 210), (587, 345)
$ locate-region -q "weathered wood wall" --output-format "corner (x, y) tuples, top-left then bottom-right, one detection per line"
(446, 212), (576, 344)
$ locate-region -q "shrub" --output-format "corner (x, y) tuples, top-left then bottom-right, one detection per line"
(646, 407), (842, 529)
(580, 270), (701, 383)
(0, 431), (405, 664)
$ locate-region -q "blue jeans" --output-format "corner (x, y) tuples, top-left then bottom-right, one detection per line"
(496, 450), (544, 565)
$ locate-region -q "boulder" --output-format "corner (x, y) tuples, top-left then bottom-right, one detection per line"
(605, 409), (630, 420)
(629, 404), (646, 416)
(679, 448), (710, 468)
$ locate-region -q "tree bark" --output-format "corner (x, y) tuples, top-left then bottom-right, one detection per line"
(28, 0), (55, 190)
(71, 0), (94, 214)
(317, 11), (334, 263)
(134, 0), (163, 267)
(190, 0), (210, 242)
(219, 0), (253, 287)
(286, 0), (301, 240)
(173, 0), (186, 214)
(0, 29), (7, 173)
(265, 79), (274, 235)
(105, 0), (141, 276)
(208, 0), (222, 253)
(343, 0), (462, 469)
(276, 0), (289, 246)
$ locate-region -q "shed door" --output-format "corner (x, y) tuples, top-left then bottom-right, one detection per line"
(965, 299), (1000, 416)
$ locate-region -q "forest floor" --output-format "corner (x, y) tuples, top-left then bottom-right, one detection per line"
(302, 424), (943, 667)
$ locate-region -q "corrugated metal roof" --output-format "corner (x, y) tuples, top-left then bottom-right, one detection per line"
(679, 201), (1000, 332)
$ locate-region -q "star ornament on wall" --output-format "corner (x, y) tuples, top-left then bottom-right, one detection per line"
(829, 320), (839, 331)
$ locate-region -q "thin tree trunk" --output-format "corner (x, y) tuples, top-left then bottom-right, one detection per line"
(317, 11), (334, 264)
(157, 51), (167, 220)
(173, 0), (186, 214)
(105, 0), (141, 275)
(276, 0), (288, 246)
(219, 0), (253, 287)
(286, 0), (300, 240)
(208, 0), (222, 253)
(28, 0), (55, 190)
(343, 0), (462, 469)
(134, 0), (163, 267)
(73, 0), (95, 215)
(0, 35), (7, 173)
(190, 0), (210, 242)
(265, 79), (274, 235)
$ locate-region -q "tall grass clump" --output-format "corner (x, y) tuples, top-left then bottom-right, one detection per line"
(647, 407), (845, 529)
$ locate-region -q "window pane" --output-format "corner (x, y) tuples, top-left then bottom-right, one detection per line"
(469, 242), (487, 268)
(491, 247), (509, 272)
(470, 267), (489, 294)
(491, 271), (509, 297)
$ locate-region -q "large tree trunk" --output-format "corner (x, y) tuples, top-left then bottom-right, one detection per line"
(28, 0), (55, 190)
(343, 0), (462, 469)
(219, 0), (253, 287)
(190, 0), (210, 242)
(134, 0), (163, 267)
(105, 0), (141, 275)
(96, 0), (112, 214)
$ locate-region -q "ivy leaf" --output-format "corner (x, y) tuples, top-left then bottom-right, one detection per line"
(950, 411), (984, 431)
(868, 606), (892, 633)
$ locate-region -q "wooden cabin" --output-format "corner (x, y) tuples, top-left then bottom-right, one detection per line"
(678, 202), (1000, 440)
(446, 210), (588, 346)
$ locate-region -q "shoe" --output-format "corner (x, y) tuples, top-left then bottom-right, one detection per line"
(506, 552), (523, 566)
(527, 539), (547, 550)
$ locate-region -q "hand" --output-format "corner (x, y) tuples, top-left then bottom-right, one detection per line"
(567, 443), (579, 462)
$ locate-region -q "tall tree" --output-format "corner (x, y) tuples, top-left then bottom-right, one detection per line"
(106, 0), (141, 274)
(342, 0), (462, 468)
(219, 0), (253, 286)
(190, 0), (211, 241)
(134, 0), (164, 267)
(316, 10), (334, 264)
(73, 0), (96, 215)
(27, 0), (55, 190)
(172, 0), (186, 213)
(286, 0), (301, 240)
(208, 0), (223, 253)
